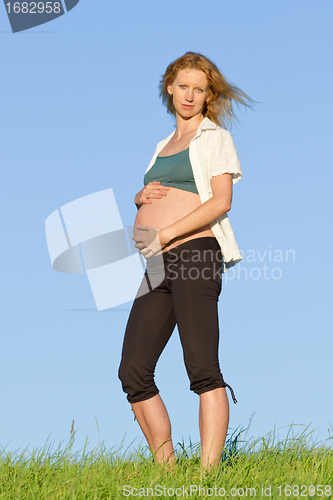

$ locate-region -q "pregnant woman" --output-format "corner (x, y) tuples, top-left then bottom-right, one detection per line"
(118, 52), (252, 469)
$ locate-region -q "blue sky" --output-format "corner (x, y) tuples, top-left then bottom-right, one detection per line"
(1, 0), (332, 456)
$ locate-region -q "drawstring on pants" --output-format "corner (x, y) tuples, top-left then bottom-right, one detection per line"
(224, 383), (238, 404)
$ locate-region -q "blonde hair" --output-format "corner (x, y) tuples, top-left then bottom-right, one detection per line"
(159, 52), (253, 128)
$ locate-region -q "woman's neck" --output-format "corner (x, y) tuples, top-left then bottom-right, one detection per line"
(173, 113), (204, 141)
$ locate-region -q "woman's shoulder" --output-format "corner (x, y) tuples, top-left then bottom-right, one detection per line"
(145, 130), (176, 172)
(197, 121), (236, 152)
(198, 118), (233, 140)
(156, 130), (176, 148)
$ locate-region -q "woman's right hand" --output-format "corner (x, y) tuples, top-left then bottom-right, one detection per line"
(134, 181), (170, 208)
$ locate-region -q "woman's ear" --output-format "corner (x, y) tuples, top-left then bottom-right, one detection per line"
(167, 84), (173, 96)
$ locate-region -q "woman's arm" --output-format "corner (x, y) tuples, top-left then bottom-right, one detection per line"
(134, 173), (232, 257)
(163, 173), (232, 241)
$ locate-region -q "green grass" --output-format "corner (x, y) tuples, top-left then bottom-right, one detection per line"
(1, 424), (332, 499)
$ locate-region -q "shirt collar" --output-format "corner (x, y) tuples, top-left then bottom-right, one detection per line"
(192, 117), (217, 140)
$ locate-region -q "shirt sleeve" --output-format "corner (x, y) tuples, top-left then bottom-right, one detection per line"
(207, 129), (242, 185)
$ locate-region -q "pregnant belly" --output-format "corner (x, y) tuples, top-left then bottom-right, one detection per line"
(134, 187), (214, 252)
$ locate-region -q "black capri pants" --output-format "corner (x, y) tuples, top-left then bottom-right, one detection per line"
(118, 237), (237, 404)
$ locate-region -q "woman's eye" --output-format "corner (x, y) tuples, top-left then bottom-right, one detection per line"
(197, 88), (203, 92)
(179, 85), (186, 88)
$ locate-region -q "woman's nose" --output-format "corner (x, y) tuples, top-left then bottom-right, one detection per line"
(185, 89), (194, 101)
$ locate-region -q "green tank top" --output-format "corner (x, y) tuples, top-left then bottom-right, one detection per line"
(144, 147), (198, 195)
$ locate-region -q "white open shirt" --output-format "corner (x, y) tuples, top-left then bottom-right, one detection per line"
(145, 117), (243, 273)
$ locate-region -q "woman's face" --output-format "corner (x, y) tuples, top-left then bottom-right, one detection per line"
(167, 68), (209, 120)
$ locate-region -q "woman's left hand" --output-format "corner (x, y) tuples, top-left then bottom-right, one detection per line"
(132, 226), (170, 258)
